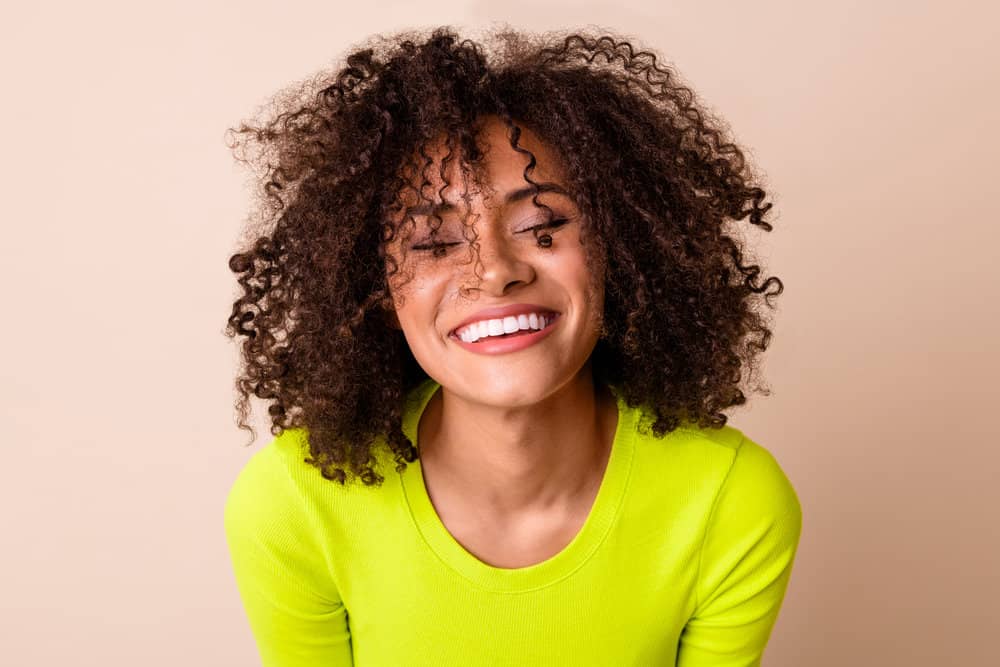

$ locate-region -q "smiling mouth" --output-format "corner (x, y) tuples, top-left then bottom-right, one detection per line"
(449, 312), (561, 341)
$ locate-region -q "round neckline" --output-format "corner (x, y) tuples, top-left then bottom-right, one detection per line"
(398, 377), (636, 593)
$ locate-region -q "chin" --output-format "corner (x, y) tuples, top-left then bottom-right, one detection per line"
(461, 376), (569, 405)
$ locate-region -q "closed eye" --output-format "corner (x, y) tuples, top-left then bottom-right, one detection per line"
(411, 241), (463, 251)
(411, 218), (573, 253)
(521, 217), (571, 234)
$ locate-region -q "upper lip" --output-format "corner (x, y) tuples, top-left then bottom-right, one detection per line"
(449, 303), (560, 337)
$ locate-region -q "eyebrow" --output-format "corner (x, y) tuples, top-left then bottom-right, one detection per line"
(402, 182), (570, 218)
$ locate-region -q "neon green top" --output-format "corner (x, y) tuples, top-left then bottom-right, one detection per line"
(224, 378), (802, 666)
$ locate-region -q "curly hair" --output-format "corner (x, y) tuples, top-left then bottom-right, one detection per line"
(224, 24), (783, 488)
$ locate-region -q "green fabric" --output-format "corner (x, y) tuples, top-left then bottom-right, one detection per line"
(225, 378), (802, 666)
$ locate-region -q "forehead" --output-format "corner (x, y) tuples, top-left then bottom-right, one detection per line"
(392, 116), (570, 214)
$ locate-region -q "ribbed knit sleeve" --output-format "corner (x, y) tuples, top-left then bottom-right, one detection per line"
(676, 435), (803, 667)
(223, 444), (353, 666)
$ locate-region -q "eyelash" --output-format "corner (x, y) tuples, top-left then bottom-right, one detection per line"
(412, 218), (571, 256)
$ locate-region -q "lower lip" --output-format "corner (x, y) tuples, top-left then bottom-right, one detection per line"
(449, 314), (561, 355)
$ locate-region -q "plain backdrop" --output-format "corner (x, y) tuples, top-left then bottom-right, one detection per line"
(1, 1), (997, 665)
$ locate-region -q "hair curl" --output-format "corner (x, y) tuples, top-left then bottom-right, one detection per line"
(224, 24), (783, 488)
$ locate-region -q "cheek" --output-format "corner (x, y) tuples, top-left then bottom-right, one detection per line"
(391, 277), (450, 333)
(579, 266), (606, 314)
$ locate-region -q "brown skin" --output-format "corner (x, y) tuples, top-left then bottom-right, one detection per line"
(224, 26), (783, 490)
(415, 384), (618, 567)
(386, 116), (616, 527)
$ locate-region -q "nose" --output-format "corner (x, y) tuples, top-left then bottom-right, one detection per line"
(461, 227), (535, 296)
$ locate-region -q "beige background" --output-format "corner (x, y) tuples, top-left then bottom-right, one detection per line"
(2, 0), (996, 665)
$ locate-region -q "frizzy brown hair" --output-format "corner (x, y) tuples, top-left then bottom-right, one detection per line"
(223, 24), (783, 488)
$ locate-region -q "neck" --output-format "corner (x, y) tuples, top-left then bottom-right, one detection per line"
(416, 368), (618, 522)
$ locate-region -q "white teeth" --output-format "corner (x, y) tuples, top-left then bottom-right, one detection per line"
(456, 312), (556, 342)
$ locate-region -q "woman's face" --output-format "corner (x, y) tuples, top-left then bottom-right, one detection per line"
(385, 116), (606, 408)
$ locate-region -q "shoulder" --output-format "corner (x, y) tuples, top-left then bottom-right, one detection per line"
(692, 426), (803, 547)
(724, 431), (800, 517)
(676, 423), (798, 509)
(685, 427), (804, 616)
(638, 419), (802, 529)
(626, 410), (801, 529)
(224, 427), (397, 536)
(223, 428), (344, 604)
(223, 428), (315, 541)
(226, 428), (307, 494)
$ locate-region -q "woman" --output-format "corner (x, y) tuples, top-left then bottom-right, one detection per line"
(223, 25), (802, 666)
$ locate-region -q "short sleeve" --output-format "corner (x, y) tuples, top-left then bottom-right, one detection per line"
(677, 435), (803, 667)
(223, 444), (353, 666)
